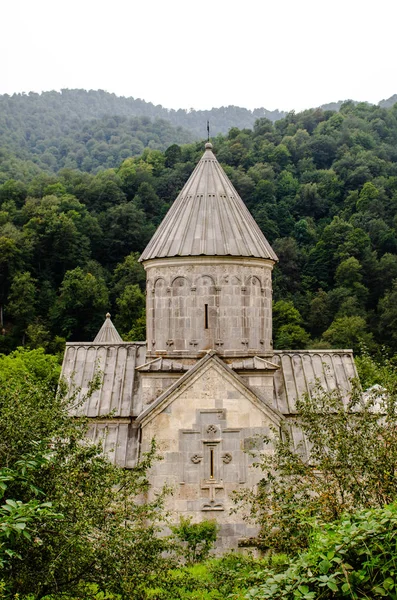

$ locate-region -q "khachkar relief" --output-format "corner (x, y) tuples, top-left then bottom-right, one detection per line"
(180, 410), (246, 512)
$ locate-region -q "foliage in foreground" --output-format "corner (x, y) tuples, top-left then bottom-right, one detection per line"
(247, 503), (397, 599)
(234, 354), (397, 555)
(171, 516), (219, 564)
(0, 348), (169, 599)
(138, 552), (282, 600)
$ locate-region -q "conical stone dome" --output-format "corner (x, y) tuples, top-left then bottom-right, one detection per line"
(140, 143), (278, 262)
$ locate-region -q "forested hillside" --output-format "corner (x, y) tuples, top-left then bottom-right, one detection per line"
(0, 90), (287, 173)
(1, 100), (397, 356)
(0, 92), (195, 173)
(1, 90), (397, 176)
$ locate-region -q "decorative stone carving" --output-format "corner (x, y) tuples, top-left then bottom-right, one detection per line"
(207, 424), (217, 435)
(201, 481), (224, 511)
(222, 453), (232, 464)
(191, 454), (202, 464)
(166, 339), (174, 346)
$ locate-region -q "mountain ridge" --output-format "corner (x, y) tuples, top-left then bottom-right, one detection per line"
(1, 89), (396, 175)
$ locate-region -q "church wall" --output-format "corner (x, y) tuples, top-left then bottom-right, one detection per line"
(237, 372), (275, 406)
(141, 372), (182, 406)
(139, 361), (279, 549)
(144, 256), (274, 357)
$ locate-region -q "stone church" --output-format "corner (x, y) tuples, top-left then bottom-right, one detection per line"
(61, 143), (357, 547)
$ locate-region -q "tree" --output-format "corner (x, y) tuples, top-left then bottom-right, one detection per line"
(114, 284), (146, 338)
(171, 517), (218, 564)
(236, 356), (397, 554)
(0, 348), (169, 598)
(335, 256), (363, 288)
(307, 289), (332, 338)
(378, 280), (397, 351)
(273, 300), (311, 349)
(275, 323), (311, 349)
(295, 183), (329, 219)
(272, 238), (303, 295)
(0, 179), (27, 208)
(164, 144), (182, 168)
(322, 315), (373, 352)
(22, 195), (95, 285)
(112, 252), (146, 298)
(50, 267), (109, 341)
(99, 201), (155, 267)
(7, 271), (37, 344)
(243, 503), (397, 599)
(133, 181), (163, 220)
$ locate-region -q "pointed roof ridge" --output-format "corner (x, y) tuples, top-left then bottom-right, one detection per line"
(93, 313), (123, 343)
(136, 351), (283, 426)
(139, 144), (278, 262)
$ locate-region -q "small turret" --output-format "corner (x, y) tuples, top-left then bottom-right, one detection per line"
(93, 313), (123, 344)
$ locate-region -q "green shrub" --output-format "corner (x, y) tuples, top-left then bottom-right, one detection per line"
(171, 517), (219, 564)
(246, 502), (397, 598)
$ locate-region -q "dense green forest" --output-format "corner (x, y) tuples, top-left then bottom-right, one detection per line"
(1, 89), (396, 175)
(0, 90), (287, 173)
(0, 92), (194, 173)
(2, 99), (397, 356)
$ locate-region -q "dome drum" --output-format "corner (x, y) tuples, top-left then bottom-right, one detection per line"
(144, 256), (274, 357)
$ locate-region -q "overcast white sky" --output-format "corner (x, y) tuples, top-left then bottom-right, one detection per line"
(1, 0), (396, 112)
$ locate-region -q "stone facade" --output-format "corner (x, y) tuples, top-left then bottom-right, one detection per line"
(137, 354), (281, 548)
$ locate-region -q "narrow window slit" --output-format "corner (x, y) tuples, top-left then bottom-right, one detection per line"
(210, 447), (214, 479)
(204, 304), (209, 329)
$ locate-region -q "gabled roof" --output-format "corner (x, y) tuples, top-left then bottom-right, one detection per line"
(93, 313), (123, 343)
(139, 143), (278, 262)
(136, 351), (283, 427)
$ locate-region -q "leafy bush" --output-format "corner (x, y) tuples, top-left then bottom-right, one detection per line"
(246, 502), (397, 599)
(171, 517), (219, 564)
